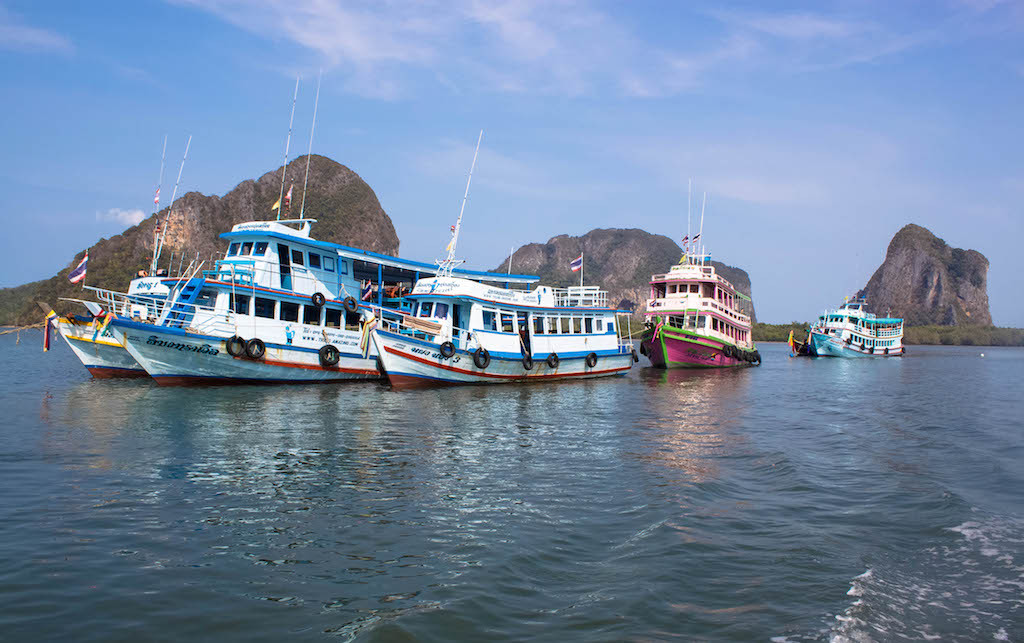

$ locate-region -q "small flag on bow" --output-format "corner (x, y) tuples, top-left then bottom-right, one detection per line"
(68, 251), (88, 284)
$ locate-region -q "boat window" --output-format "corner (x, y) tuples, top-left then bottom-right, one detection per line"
(668, 284), (677, 294)
(420, 302), (434, 317)
(482, 310), (496, 331)
(345, 311), (361, 331)
(253, 242), (268, 256)
(434, 303), (449, 319)
(560, 317), (570, 334)
(606, 319), (614, 333)
(596, 318), (604, 332)
(325, 307), (342, 328)
(698, 315), (707, 329)
(230, 294), (250, 315)
(291, 249), (304, 266)
(308, 253), (321, 269)
(339, 259), (347, 275)
(323, 256), (334, 272)
(584, 317), (593, 333)
(227, 243), (240, 256)
(241, 241), (253, 255)
(194, 289), (217, 308)
(255, 297), (275, 319)
(533, 316), (544, 334)
(501, 313), (515, 333)
(302, 304), (320, 326)
(546, 316), (558, 334)
(280, 301), (299, 322)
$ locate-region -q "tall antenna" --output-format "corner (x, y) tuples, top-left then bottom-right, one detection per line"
(277, 75), (300, 221)
(686, 178), (692, 262)
(507, 245), (514, 274)
(439, 129), (483, 276)
(698, 191), (707, 261)
(300, 69), (321, 219)
(154, 135), (191, 273)
(149, 135), (168, 274)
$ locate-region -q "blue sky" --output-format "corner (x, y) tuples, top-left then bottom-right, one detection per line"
(1, 0), (1022, 324)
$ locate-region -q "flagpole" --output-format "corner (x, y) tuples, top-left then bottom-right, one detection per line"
(507, 245), (513, 274)
(149, 135), (167, 274)
(300, 69), (321, 219)
(698, 191), (707, 263)
(580, 253), (584, 288)
(687, 178), (692, 262)
(278, 75), (299, 221)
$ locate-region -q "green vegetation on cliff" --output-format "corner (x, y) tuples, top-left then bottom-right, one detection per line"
(753, 322), (1024, 346)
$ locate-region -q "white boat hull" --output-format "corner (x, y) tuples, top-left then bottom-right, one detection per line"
(111, 318), (382, 385)
(372, 328), (633, 389)
(55, 317), (147, 378)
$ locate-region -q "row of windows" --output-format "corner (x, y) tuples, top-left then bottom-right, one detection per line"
(228, 241), (347, 274)
(418, 301), (450, 320)
(668, 314), (748, 342)
(229, 294), (361, 330)
(481, 308), (609, 335)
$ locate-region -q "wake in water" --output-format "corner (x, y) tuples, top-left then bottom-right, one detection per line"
(829, 515), (1024, 642)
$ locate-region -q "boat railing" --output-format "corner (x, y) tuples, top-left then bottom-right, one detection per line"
(553, 286), (608, 308)
(204, 259), (257, 286)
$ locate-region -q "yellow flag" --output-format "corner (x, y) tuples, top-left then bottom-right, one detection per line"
(271, 198), (281, 211)
(445, 237), (455, 252)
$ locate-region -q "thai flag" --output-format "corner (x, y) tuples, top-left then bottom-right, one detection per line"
(154, 187), (160, 205)
(361, 281), (372, 301)
(692, 232), (701, 242)
(569, 254), (583, 272)
(68, 251), (88, 284)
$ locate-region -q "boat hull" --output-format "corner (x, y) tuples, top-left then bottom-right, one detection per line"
(809, 331), (904, 358)
(110, 318), (382, 385)
(55, 317), (148, 378)
(372, 328), (633, 389)
(641, 325), (757, 369)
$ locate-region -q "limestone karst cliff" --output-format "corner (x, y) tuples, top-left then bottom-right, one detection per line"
(858, 224), (991, 326)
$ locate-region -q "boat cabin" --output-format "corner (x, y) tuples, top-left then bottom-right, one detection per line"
(645, 261), (752, 347)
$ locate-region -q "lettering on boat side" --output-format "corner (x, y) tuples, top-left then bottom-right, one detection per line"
(146, 335), (220, 355)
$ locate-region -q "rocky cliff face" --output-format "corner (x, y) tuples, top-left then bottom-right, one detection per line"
(0, 155), (398, 325)
(858, 224), (991, 326)
(493, 228), (756, 322)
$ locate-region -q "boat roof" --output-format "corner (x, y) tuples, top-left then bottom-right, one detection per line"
(221, 220), (539, 285)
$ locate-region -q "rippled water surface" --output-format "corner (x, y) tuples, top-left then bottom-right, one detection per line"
(2, 336), (1022, 641)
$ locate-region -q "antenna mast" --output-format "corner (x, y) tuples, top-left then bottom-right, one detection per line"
(300, 69), (321, 219)
(149, 135), (168, 274)
(154, 135), (191, 273)
(277, 76), (299, 221)
(438, 129), (483, 276)
(698, 191), (707, 263)
(686, 178), (692, 263)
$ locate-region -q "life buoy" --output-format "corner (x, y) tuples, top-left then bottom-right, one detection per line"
(585, 352), (598, 368)
(245, 337), (266, 360)
(723, 345), (734, 359)
(639, 342), (648, 356)
(631, 347), (639, 363)
(343, 297), (358, 313)
(546, 353), (559, 369)
(522, 355), (534, 370)
(311, 292), (326, 308)
(319, 344), (340, 367)
(752, 350), (761, 364)
(439, 341), (456, 358)
(473, 347), (490, 369)
(884, 347), (889, 355)
(226, 335), (246, 357)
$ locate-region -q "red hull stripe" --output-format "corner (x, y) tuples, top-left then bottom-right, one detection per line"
(232, 355), (378, 376)
(87, 366), (149, 379)
(384, 346), (630, 380)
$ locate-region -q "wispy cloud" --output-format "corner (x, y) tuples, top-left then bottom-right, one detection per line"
(0, 6), (73, 54)
(97, 208), (146, 226)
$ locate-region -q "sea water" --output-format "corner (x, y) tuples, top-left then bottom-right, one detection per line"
(1, 335), (1021, 641)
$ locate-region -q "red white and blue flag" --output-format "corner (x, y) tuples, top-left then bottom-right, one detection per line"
(154, 187), (160, 205)
(681, 234), (689, 248)
(68, 251), (88, 284)
(569, 254), (583, 272)
(361, 280), (373, 301)
(692, 232), (701, 242)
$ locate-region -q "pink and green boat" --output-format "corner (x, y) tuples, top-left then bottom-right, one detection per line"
(639, 250), (759, 369)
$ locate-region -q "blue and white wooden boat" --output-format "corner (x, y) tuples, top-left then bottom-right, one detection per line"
(371, 278), (637, 388)
(807, 298), (904, 358)
(99, 218), (538, 385)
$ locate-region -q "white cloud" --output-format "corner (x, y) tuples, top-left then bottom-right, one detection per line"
(97, 208), (146, 226)
(0, 6), (73, 54)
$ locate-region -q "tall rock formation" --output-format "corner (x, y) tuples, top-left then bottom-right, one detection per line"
(0, 155), (398, 325)
(858, 224), (991, 326)
(493, 228), (756, 322)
